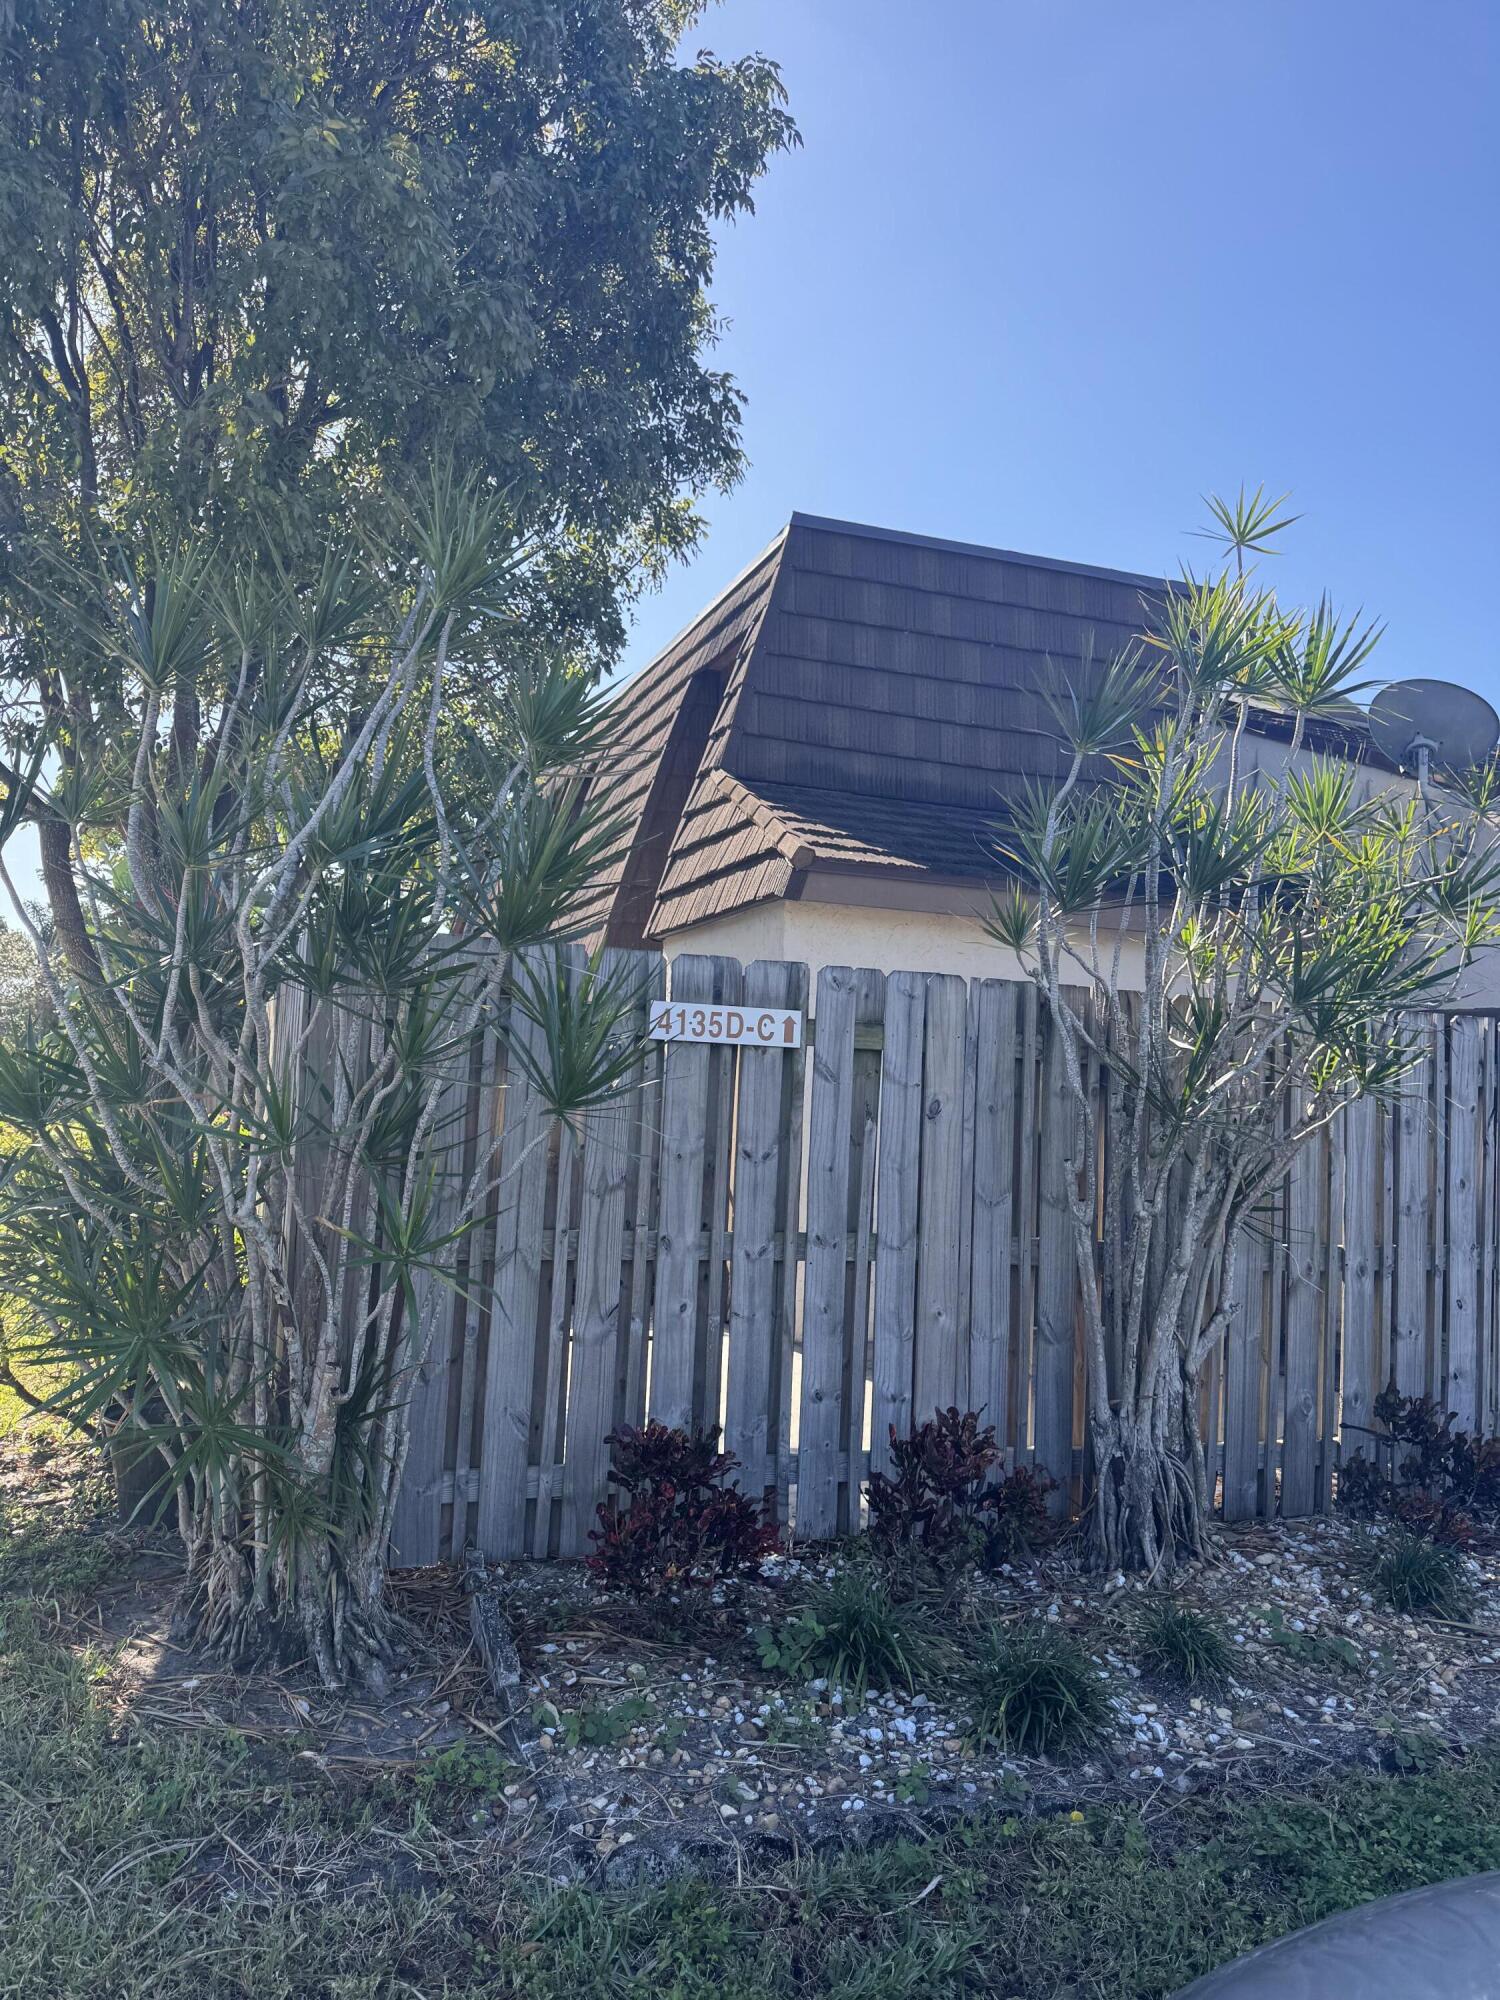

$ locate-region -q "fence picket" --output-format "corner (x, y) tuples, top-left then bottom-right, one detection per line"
(1447, 1016), (1481, 1429)
(1033, 1001), (1078, 1507)
(1281, 1126), (1323, 1517)
(968, 979), (1018, 1451)
(1394, 1033), (1432, 1397)
(558, 952), (657, 1556)
(913, 973), (968, 1420)
(870, 972), (925, 1478)
(797, 966), (865, 1539)
(1341, 1093), (1378, 1454)
(726, 960), (807, 1504)
(1222, 1224), (1265, 1521)
(474, 953), (555, 1558)
(648, 955), (721, 1430)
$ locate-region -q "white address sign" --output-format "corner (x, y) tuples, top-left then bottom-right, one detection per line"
(649, 1001), (804, 1049)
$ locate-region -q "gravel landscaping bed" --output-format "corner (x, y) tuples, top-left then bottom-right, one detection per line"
(323, 1514), (1500, 1884)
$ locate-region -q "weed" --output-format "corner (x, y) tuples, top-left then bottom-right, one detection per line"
(554, 1693), (652, 1751)
(962, 1622), (1108, 1756)
(415, 1740), (516, 1796)
(755, 1570), (930, 1694)
(1263, 1604), (1363, 1672)
(1374, 1534), (1476, 1620)
(1135, 1598), (1232, 1686)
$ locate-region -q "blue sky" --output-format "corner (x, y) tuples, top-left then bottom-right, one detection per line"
(620, 0), (1498, 706)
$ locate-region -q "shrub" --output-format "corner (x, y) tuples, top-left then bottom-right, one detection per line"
(1374, 1535), (1476, 1620)
(756, 1570), (929, 1694)
(963, 1622), (1108, 1757)
(865, 1408), (1055, 1570)
(586, 1423), (779, 1598)
(1136, 1599), (1232, 1686)
(1341, 1384), (1500, 1542)
(982, 1467), (1059, 1564)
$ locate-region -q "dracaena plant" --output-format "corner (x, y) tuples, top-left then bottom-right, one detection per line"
(988, 490), (1500, 1575)
(0, 471), (643, 1687)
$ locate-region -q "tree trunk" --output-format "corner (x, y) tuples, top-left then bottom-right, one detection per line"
(177, 1502), (396, 1689)
(1089, 1354), (1211, 1574)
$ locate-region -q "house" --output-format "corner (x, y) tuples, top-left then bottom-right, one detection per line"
(577, 512), (1397, 986)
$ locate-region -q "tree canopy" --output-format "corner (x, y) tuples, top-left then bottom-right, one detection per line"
(0, 0), (795, 966)
(1, 0), (794, 608)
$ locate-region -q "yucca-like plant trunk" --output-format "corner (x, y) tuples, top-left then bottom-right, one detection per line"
(989, 491), (1500, 1575)
(0, 477), (639, 1685)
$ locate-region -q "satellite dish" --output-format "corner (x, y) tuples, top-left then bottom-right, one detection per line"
(1368, 678), (1499, 782)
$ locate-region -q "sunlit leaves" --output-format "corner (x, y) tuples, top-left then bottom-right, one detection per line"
(1194, 485), (1301, 561)
(507, 948), (653, 1128)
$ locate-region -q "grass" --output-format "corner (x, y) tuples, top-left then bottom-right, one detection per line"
(1374, 1535), (1476, 1620)
(962, 1622), (1109, 1755)
(1135, 1598), (1234, 1687)
(6, 1449), (1500, 1999)
(755, 1570), (931, 1694)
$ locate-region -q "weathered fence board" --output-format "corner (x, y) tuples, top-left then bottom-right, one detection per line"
(726, 959), (807, 1506)
(869, 971), (925, 1478)
(797, 965), (865, 1539)
(375, 949), (1500, 1563)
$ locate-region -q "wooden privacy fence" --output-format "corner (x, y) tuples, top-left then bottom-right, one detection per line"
(387, 950), (1500, 1566)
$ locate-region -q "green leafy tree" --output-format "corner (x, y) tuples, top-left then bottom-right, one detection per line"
(991, 493), (1500, 1574)
(0, 0), (796, 973)
(0, 475), (644, 1685)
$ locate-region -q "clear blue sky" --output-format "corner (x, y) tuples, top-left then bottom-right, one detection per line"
(620, 0), (1499, 707)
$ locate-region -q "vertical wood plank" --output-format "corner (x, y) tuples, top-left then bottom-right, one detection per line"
(1340, 1093), (1378, 1466)
(1319, 1110), (1345, 1511)
(532, 1122), (579, 1557)
(968, 980), (1018, 1447)
(841, 974), (885, 1528)
(474, 952), (555, 1557)
(1446, 1015), (1481, 1429)
(1014, 982), (1041, 1466)
(620, 1021), (665, 1434)
(647, 955), (722, 1430)
(388, 1034), (472, 1565)
(797, 965), (863, 1539)
(913, 973), (968, 1419)
(559, 951), (657, 1556)
(869, 973), (926, 1477)
(697, 961), (744, 1432)
(1281, 1128), (1322, 1516)
(774, 982), (809, 1526)
(1481, 1022), (1499, 1435)
(725, 959), (806, 1504)
(1033, 1000), (1078, 1508)
(1222, 1221), (1265, 1520)
(1394, 1033), (1431, 1397)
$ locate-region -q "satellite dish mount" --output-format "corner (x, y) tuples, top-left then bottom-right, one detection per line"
(1368, 679), (1499, 792)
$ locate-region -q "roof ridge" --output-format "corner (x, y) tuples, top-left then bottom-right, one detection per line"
(788, 511), (1171, 594)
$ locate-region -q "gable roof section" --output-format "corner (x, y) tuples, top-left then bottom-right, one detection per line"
(587, 512), (1387, 946)
(568, 530), (784, 945)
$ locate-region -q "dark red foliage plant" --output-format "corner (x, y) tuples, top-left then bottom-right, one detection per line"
(1340, 1382), (1500, 1545)
(586, 1422), (780, 1598)
(866, 1407), (1056, 1570)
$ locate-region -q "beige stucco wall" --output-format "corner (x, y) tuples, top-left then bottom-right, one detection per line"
(664, 896), (1148, 992)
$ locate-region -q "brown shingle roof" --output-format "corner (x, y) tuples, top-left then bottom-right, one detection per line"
(582, 513), (1388, 947)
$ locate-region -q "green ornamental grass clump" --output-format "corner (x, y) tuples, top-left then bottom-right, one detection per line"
(756, 1569), (929, 1695)
(1135, 1598), (1233, 1686)
(963, 1622), (1108, 1756)
(1375, 1535), (1475, 1620)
